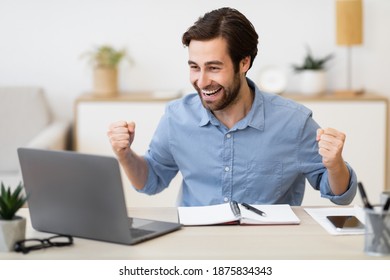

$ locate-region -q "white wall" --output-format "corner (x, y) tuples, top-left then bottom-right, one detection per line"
(1, 0), (389, 119)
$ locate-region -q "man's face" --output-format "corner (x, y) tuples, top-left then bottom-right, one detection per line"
(187, 37), (243, 112)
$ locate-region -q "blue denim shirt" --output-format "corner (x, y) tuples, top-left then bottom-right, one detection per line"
(140, 79), (357, 206)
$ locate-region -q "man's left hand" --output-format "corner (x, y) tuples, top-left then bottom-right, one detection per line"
(316, 127), (346, 170)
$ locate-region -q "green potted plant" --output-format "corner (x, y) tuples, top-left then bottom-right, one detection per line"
(0, 182), (28, 252)
(82, 45), (131, 97)
(292, 46), (333, 95)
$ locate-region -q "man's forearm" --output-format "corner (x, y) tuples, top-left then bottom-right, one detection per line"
(118, 149), (149, 190)
(327, 162), (350, 195)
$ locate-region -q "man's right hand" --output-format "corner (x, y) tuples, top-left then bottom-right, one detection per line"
(107, 121), (136, 157)
(107, 120), (148, 190)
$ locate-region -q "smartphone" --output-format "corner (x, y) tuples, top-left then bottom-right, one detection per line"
(326, 215), (364, 230)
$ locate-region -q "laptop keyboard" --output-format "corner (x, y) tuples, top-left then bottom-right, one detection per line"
(130, 227), (155, 238)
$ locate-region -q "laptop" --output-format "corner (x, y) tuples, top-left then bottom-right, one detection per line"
(17, 147), (181, 245)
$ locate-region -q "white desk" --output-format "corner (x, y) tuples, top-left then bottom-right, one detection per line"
(1, 207), (389, 260)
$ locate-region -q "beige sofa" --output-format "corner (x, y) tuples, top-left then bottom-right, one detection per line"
(0, 87), (70, 190)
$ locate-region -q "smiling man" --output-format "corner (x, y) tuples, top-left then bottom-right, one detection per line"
(107, 7), (357, 206)
(187, 37), (253, 129)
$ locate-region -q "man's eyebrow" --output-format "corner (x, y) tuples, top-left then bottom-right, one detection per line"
(187, 60), (224, 66)
(188, 60), (197, 65)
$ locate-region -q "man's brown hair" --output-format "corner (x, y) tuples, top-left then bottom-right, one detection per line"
(182, 7), (259, 73)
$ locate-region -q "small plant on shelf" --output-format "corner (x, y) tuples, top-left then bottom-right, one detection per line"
(292, 46), (333, 72)
(81, 45), (132, 96)
(82, 45), (131, 69)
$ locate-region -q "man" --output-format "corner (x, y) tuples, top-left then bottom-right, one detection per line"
(107, 7), (357, 206)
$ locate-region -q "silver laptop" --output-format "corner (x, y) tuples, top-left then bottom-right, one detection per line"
(17, 148), (181, 245)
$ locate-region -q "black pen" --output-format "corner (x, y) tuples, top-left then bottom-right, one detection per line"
(241, 203), (267, 217)
(357, 182), (374, 209)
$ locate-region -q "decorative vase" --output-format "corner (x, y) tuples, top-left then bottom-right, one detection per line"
(299, 70), (326, 96)
(0, 216), (26, 252)
(93, 67), (118, 97)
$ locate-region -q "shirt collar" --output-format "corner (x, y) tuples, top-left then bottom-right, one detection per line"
(243, 78), (264, 131)
(198, 78), (265, 131)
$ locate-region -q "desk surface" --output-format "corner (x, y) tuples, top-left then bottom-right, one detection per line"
(1, 207), (389, 260)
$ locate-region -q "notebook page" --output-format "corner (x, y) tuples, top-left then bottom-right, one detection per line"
(178, 203), (238, 226)
(240, 204), (301, 225)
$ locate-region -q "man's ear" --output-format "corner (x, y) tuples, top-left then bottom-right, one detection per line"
(240, 56), (251, 73)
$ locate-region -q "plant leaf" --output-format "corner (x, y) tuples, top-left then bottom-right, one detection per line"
(0, 181), (27, 220)
(292, 46), (333, 72)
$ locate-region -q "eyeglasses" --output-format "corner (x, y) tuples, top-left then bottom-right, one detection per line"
(14, 235), (73, 254)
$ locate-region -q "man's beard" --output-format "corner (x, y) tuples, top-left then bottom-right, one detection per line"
(195, 72), (242, 112)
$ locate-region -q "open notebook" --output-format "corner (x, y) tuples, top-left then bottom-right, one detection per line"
(178, 202), (300, 226)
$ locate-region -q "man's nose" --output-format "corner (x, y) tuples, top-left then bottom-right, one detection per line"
(196, 70), (211, 89)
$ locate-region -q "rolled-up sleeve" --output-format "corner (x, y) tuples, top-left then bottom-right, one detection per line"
(318, 163), (357, 205)
(298, 114), (358, 205)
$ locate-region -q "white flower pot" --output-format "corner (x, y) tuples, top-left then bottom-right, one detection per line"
(299, 70), (326, 95)
(0, 216), (26, 252)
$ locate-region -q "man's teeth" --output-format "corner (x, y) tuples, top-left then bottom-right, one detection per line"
(202, 88), (220, 96)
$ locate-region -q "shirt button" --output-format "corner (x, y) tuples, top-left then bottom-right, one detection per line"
(224, 197), (229, 202)
(226, 134), (231, 138)
(224, 166), (230, 172)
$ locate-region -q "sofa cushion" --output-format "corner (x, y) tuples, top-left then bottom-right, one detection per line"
(0, 87), (51, 171)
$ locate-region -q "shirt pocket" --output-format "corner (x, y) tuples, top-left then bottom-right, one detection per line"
(244, 161), (283, 204)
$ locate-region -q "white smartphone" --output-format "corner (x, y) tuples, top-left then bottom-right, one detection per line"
(326, 215), (364, 230)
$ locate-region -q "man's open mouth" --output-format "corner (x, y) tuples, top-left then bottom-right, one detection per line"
(202, 87), (222, 96)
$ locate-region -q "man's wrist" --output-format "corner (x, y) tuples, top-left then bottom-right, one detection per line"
(326, 158), (347, 174)
(116, 148), (133, 164)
